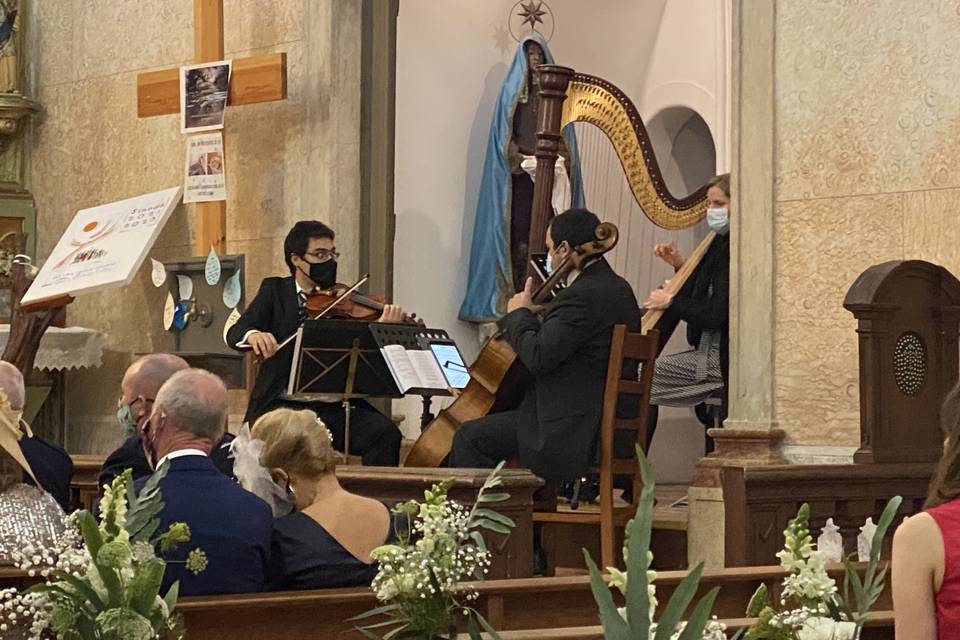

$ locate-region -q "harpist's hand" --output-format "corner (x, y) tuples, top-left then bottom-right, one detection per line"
(643, 288), (674, 310)
(378, 304), (406, 324)
(248, 331), (279, 359)
(654, 242), (684, 270)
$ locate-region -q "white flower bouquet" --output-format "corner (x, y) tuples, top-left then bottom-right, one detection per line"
(353, 462), (515, 640)
(743, 497), (901, 640)
(0, 463), (206, 640)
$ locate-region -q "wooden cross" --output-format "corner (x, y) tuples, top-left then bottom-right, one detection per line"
(135, 0), (287, 256)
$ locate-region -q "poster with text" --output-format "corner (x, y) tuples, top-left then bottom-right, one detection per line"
(180, 60), (232, 133)
(184, 132), (226, 203)
(20, 187), (182, 306)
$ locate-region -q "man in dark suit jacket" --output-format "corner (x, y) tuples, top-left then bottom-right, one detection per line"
(0, 361), (74, 510)
(226, 220), (404, 466)
(137, 368), (272, 596)
(99, 353), (241, 501)
(449, 209), (641, 482)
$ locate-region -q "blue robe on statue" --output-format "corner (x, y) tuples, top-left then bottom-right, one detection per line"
(458, 34), (585, 323)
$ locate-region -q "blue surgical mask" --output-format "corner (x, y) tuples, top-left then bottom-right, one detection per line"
(706, 207), (729, 236)
(545, 251), (554, 276)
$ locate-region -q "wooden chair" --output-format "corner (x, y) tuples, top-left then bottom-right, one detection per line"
(534, 324), (659, 570)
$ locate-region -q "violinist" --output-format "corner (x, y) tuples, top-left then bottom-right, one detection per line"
(448, 208), (641, 481)
(227, 221), (404, 466)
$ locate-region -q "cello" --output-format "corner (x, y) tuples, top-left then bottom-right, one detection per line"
(403, 222), (619, 467)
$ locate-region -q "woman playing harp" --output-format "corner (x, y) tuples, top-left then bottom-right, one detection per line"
(642, 173), (731, 450)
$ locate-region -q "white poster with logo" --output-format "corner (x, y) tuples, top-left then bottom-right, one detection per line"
(20, 187), (182, 306)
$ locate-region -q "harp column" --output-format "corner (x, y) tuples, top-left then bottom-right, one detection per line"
(525, 64), (575, 281)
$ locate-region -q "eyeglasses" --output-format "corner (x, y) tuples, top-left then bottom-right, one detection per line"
(304, 249), (339, 263)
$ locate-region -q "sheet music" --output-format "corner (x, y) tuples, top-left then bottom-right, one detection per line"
(380, 344), (447, 392)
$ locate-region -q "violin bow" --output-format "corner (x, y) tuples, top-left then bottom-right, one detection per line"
(272, 274), (371, 352)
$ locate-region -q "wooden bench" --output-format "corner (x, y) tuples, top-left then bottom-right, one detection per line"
(0, 562), (891, 638)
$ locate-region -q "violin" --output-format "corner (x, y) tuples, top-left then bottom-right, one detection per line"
(303, 276), (422, 325)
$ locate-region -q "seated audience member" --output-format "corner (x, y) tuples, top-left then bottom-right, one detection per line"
(100, 354), (235, 496)
(893, 383), (960, 639)
(252, 408), (402, 590)
(0, 388), (64, 562)
(0, 362), (74, 511)
(139, 368), (272, 596)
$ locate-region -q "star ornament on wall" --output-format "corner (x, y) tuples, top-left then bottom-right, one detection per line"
(518, 1), (547, 29)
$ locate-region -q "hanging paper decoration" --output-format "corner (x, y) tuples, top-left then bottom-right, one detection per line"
(150, 258), (167, 288)
(163, 292), (175, 330)
(176, 274), (194, 301)
(223, 307), (242, 346)
(205, 246), (222, 285)
(222, 269), (242, 308)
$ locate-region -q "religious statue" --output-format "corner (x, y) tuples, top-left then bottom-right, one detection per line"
(458, 33), (584, 323)
(0, 0), (19, 94)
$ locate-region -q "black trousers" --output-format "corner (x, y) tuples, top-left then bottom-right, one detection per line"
(448, 409), (528, 469)
(267, 398), (402, 466)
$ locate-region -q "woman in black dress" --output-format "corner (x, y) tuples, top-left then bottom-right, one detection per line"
(253, 408), (402, 590)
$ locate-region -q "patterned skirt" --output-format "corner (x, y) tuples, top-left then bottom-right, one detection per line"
(649, 330), (723, 407)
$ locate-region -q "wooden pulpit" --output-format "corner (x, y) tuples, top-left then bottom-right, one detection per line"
(844, 260), (960, 463)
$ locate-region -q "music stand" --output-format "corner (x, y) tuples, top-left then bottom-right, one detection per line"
(287, 319), (401, 463)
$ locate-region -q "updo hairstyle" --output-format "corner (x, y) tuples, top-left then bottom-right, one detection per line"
(251, 408), (337, 479)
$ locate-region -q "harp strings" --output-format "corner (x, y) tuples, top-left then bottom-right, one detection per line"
(570, 121), (699, 301)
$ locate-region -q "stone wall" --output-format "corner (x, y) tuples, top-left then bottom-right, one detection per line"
(23, 0), (363, 453)
(773, 0), (960, 450)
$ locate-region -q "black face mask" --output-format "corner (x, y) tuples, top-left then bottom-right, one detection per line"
(301, 258), (337, 289)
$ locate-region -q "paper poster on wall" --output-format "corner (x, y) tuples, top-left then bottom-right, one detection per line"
(21, 187), (182, 307)
(180, 60), (232, 133)
(176, 275), (193, 301)
(184, 133), (227, 203)
(223, 307), (241, 345)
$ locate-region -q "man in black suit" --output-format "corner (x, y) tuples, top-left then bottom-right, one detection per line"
(449, 208), (641, 482)
(0, 361), (73, 510)
(99, 353), (235, 496)
(226, 220), (404, 466)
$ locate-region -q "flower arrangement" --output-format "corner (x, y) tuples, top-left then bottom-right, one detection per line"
(354, 462), (515, 640)
(743, 496), (901, 640)
(0, 463), (206, 640)
(584, 445), (732, 640)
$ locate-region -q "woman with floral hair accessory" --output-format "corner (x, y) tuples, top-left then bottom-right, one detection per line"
(252, 408), (404, 590)
(893, 382), (960, 639)
(0, 388), (64, 563)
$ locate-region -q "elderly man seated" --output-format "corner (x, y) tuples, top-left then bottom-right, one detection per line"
(138, 368), (272, 595)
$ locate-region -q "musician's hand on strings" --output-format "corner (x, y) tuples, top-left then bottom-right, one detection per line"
(507, 277), (541, 314)
(377, 304), (406, 324)
(248, 331), (279, 359)
(643, 288), (674, 310)
(654, 242), (685, 270)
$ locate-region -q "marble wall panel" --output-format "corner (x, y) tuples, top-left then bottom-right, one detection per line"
(27, 0), (78, 88)
(774, 194), (904, 446)
(902, 188), (960, 275)
(776, 0), (960, 201)
(224, 0), (305, 53)
(73, 0), (194, 82)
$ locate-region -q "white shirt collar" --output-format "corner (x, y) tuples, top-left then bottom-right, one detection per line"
(157, 448), (208, 468)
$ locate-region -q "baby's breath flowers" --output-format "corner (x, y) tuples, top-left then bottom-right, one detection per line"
(355, 463), (514, 639)
(0, 464), (205, 639)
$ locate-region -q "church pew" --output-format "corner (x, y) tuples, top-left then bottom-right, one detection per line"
(722, 462), (933, 566)
(69, 454), (102, 512)
(0, 562), (891, 637)
(170, 563), (889, 639)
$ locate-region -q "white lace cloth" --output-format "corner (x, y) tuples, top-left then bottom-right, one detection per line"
(0, 325), (105, 371)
